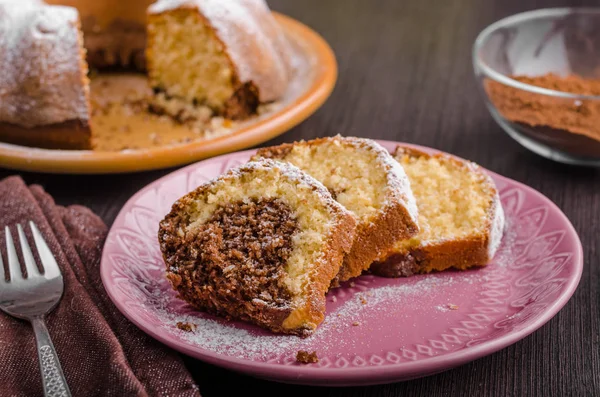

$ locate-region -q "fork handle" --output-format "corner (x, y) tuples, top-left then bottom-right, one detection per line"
(31, 317), (72, 397)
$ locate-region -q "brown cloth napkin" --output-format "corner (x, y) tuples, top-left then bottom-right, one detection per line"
(0, 176), (201, 397)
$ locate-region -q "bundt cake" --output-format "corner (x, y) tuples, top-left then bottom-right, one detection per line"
(158, 159), (356, 336)
(253, 136), (419, 283)
(371, 146), (505, 277)
(0, 0), (92, 149)
(0, 0), (292, 150)
(147, 0), (292, 120)
(45, 0), (152, 70)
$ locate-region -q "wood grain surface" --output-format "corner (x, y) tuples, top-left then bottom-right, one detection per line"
(1, 0), (599, 395)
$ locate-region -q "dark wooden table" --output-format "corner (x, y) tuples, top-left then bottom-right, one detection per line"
(2, 0), (599, 395)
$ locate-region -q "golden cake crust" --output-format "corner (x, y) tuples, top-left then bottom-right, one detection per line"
(0, 120), (92, 150)
(159, 159), (356, 336)
(371, 146), (505, 277)
(253, 136), (419, 283)
(280, 203), (355, 333)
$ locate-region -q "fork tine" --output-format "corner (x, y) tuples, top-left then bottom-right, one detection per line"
(29, 222), (60, 279)
(0, 248), (4, 282)
(17, 224), (41, 278)
(5, 226), (23, 281)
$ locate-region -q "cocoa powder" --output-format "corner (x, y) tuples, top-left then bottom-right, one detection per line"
(485, 73), (600, 144)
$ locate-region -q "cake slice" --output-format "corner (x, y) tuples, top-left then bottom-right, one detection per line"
(253, 136), (419, 283)
(371, 146), (505, 277)
(146, 0), (291, 120)
(158, 159), (356, 336)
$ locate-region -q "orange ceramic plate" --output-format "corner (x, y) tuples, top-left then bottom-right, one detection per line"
(0, 13), (337, 174)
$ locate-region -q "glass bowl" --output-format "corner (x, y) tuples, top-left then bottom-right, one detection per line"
(473, 8), (600, 166)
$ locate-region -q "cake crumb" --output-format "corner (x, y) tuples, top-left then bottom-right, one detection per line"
(296, 350), (319, 364)
(447, 303), (459, 310)
(349, 282), (356, 287)
(360, 296), (367, 305)
(176, 321), (196, 332)
(352, 321), (360, 326)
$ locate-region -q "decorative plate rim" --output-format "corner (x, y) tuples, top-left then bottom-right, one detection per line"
(100, 140), (583, 385)
(0, 12), (337, 174)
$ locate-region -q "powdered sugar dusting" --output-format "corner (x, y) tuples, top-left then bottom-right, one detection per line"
(487, 189), (506, 261)
(153, 274), (477, 361)
(0, 1), (89, 127)
(490, 215), (517, 268)
(205, 158), (347, 215)
(370, 139), (419, 223)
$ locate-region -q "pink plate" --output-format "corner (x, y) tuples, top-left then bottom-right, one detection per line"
(100, 140), (583, 386)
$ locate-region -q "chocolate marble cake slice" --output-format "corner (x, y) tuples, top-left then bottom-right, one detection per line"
(158, 159), (356, 336)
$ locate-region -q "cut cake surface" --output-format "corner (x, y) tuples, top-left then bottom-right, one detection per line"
(371, 146), (505, 277)
(253, 136), (419, 283)
(147, 0), (292, 120)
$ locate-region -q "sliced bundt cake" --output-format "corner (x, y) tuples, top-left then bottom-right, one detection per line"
(159, 159), (356, 336)
(0, 0), (294, 150)
(147, 0), (292, 120)
(253, 136), (419, 283)
(371, 146), (505, 277)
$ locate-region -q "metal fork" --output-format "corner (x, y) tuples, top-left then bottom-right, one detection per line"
(0, 222), (71, 397)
